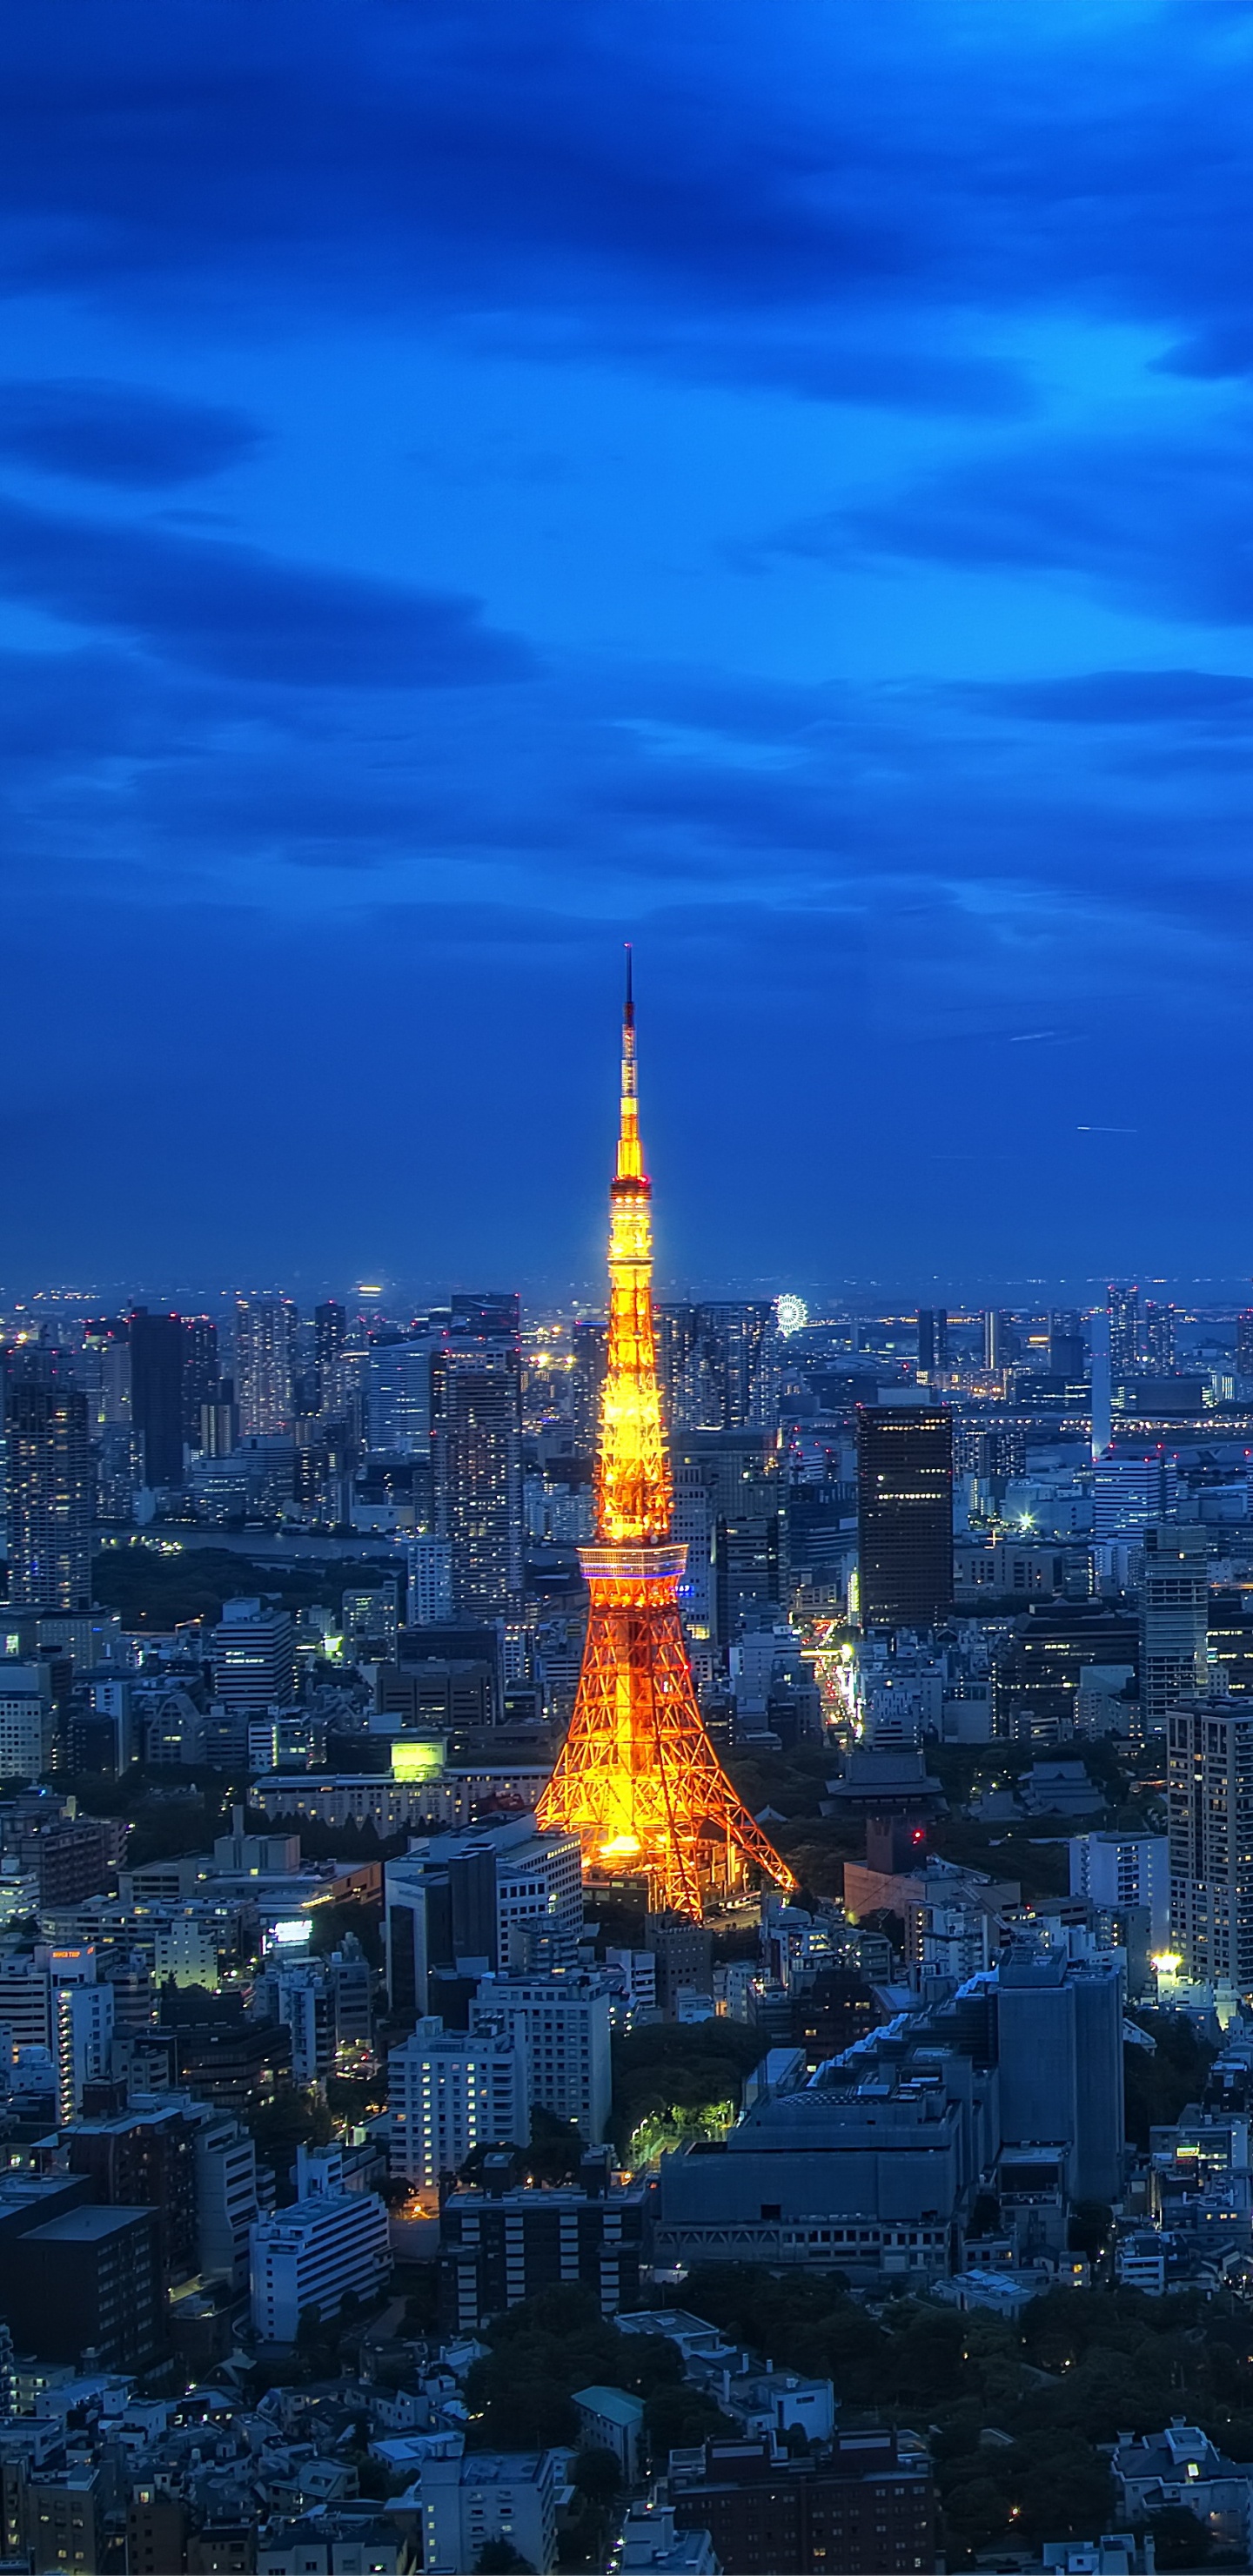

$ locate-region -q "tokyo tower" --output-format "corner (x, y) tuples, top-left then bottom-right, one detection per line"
(537, 955), (796, 1919)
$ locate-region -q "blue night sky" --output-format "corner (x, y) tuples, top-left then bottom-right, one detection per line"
(3, 1), (1253, 1301)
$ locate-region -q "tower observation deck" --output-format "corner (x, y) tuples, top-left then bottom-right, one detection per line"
(537, 956), (795, 1918)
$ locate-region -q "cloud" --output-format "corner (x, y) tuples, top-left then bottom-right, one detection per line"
(776, 419), (1253, 627)
(0, 494), (534, 687)
(0, 378), (261, 486)
(959, 668), (1253, 726)
(0, 4), (1247, 412)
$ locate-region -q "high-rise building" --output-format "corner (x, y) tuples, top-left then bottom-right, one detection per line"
(1, 2205), (167, 2375)
(181, 1316), (219, 1447)
(470, 1972), (613, 2142)
(210, 1599), (295, 1713)
(440, 2147), (646, 2331)
(367, 1330), (433, 1455)
(432, 1299), (523, 1621)
(1141, 1299), (1176, 1371)
(1107, 1283), (1139, 1380)
(571, 1320), (607, 1458)
(1069, 1830), (1170, 1950)
(655, 1302), (781, 1436)
(1091, 1454), (1176, 1539)
(915, 1308), (948, 1379)
(129, 1309), (184, 1488)
(314, 1299), (347, 1406)
(537, 959), (793, 1917)
(1140, 1524), (1208, 1735)
(1169, 1692), (1253, 1990)
(406, 1533), (454, 1626)
(3, 1354), (92, 1612)
(1049, 1309), (1087, 1379)
(997, 1946), (1125, 2204)
(855, 1405), (954, 1631)
(249, 2168), (389, 2341)
(384, 1818), (584, 2019)
(1237, 1311), (1253, 1381)
(982, 1309), (1006, 1372)
(388, 2018), (530, 2187)
(0, 1666), (55, 1783)
(234, 1295), (298, 1436)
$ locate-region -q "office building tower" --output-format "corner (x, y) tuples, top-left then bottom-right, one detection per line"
(3, 1355), (91, 1612)
(855, 1405), (954, 1631)
(655, 1301), (781, 1436)
(250, 2169), (390, 2340)
(1169, 1694), (1253, 1990)
(991, 1600), (1137, 1741)
(1090, 1454), (1177, 1539)
(314, 1298), (346, 1396)
(670, 1429), (784, 1646)
(432, 1299), (523, 1620)
(1049, 1309), (1087, 1379)
(537, 964), (792, 1915)
(407, 1533), (454, 1626)
(915, 1307), (948, 1379)
(0, 2206), (166, 2375)
(571, 1319), (607, 1457)
(982, 1309), (1006, 1371)
(80, 1313), (131, 1432)
(1140, 1524), (1208, 1735)
(470, 1972), (613, 2142)
(1069, 1831), (1170, 1950)
(181, 1315), (219, 1447)
(1107, 1283), (1139, 1379)
(997, 1948), (1125, 2203)
(0, 1665), (55, 1783)
(388, 2019), (530, 2187)
(367, 1329), (433, 1455)
(128, 1308), (184, 1489)
(713, 1510), (785, 1653)
(385, 1818), (584, 2019)
(210, 1599), (295, 1713)
(234, 1295), (298, 1435)
(1142, 1299), (1176, 1371)
(1237, 1311), (1253, 1381)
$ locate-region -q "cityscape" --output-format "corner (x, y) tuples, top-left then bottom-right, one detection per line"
(8, 7), (1253, 2576)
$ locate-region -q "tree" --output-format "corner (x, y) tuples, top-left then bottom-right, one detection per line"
(1142, 2505), (1216, 2570)
(475, 2546), (533, 2573)
(571, 2447), (621, 2508)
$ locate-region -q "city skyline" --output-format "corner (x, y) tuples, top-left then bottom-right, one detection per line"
(2, 7), (1253, 1279)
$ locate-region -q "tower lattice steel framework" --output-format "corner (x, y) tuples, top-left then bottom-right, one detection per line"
(537, 956), (795, 1918)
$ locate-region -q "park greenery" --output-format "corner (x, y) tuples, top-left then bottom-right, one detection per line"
(609, 2021), (767, 2163)
(679, 2264), (1253, 2566)
(90, 1540), (395, 1631)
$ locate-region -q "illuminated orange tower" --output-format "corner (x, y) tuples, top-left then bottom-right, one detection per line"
(537, 955), (796, 1919)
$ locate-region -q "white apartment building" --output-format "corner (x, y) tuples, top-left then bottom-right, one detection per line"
(1069, 1828), (1170, 1949)
(470, 1974), (613, 2142)
(194, 2110), (260, 2291)
(418, 2440), (559, 2576)
(250, 2185), (389, 2342)
(388, 2018), (529, 2188)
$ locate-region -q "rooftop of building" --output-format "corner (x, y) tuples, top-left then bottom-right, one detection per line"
(572, 2385), (646, 2425)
